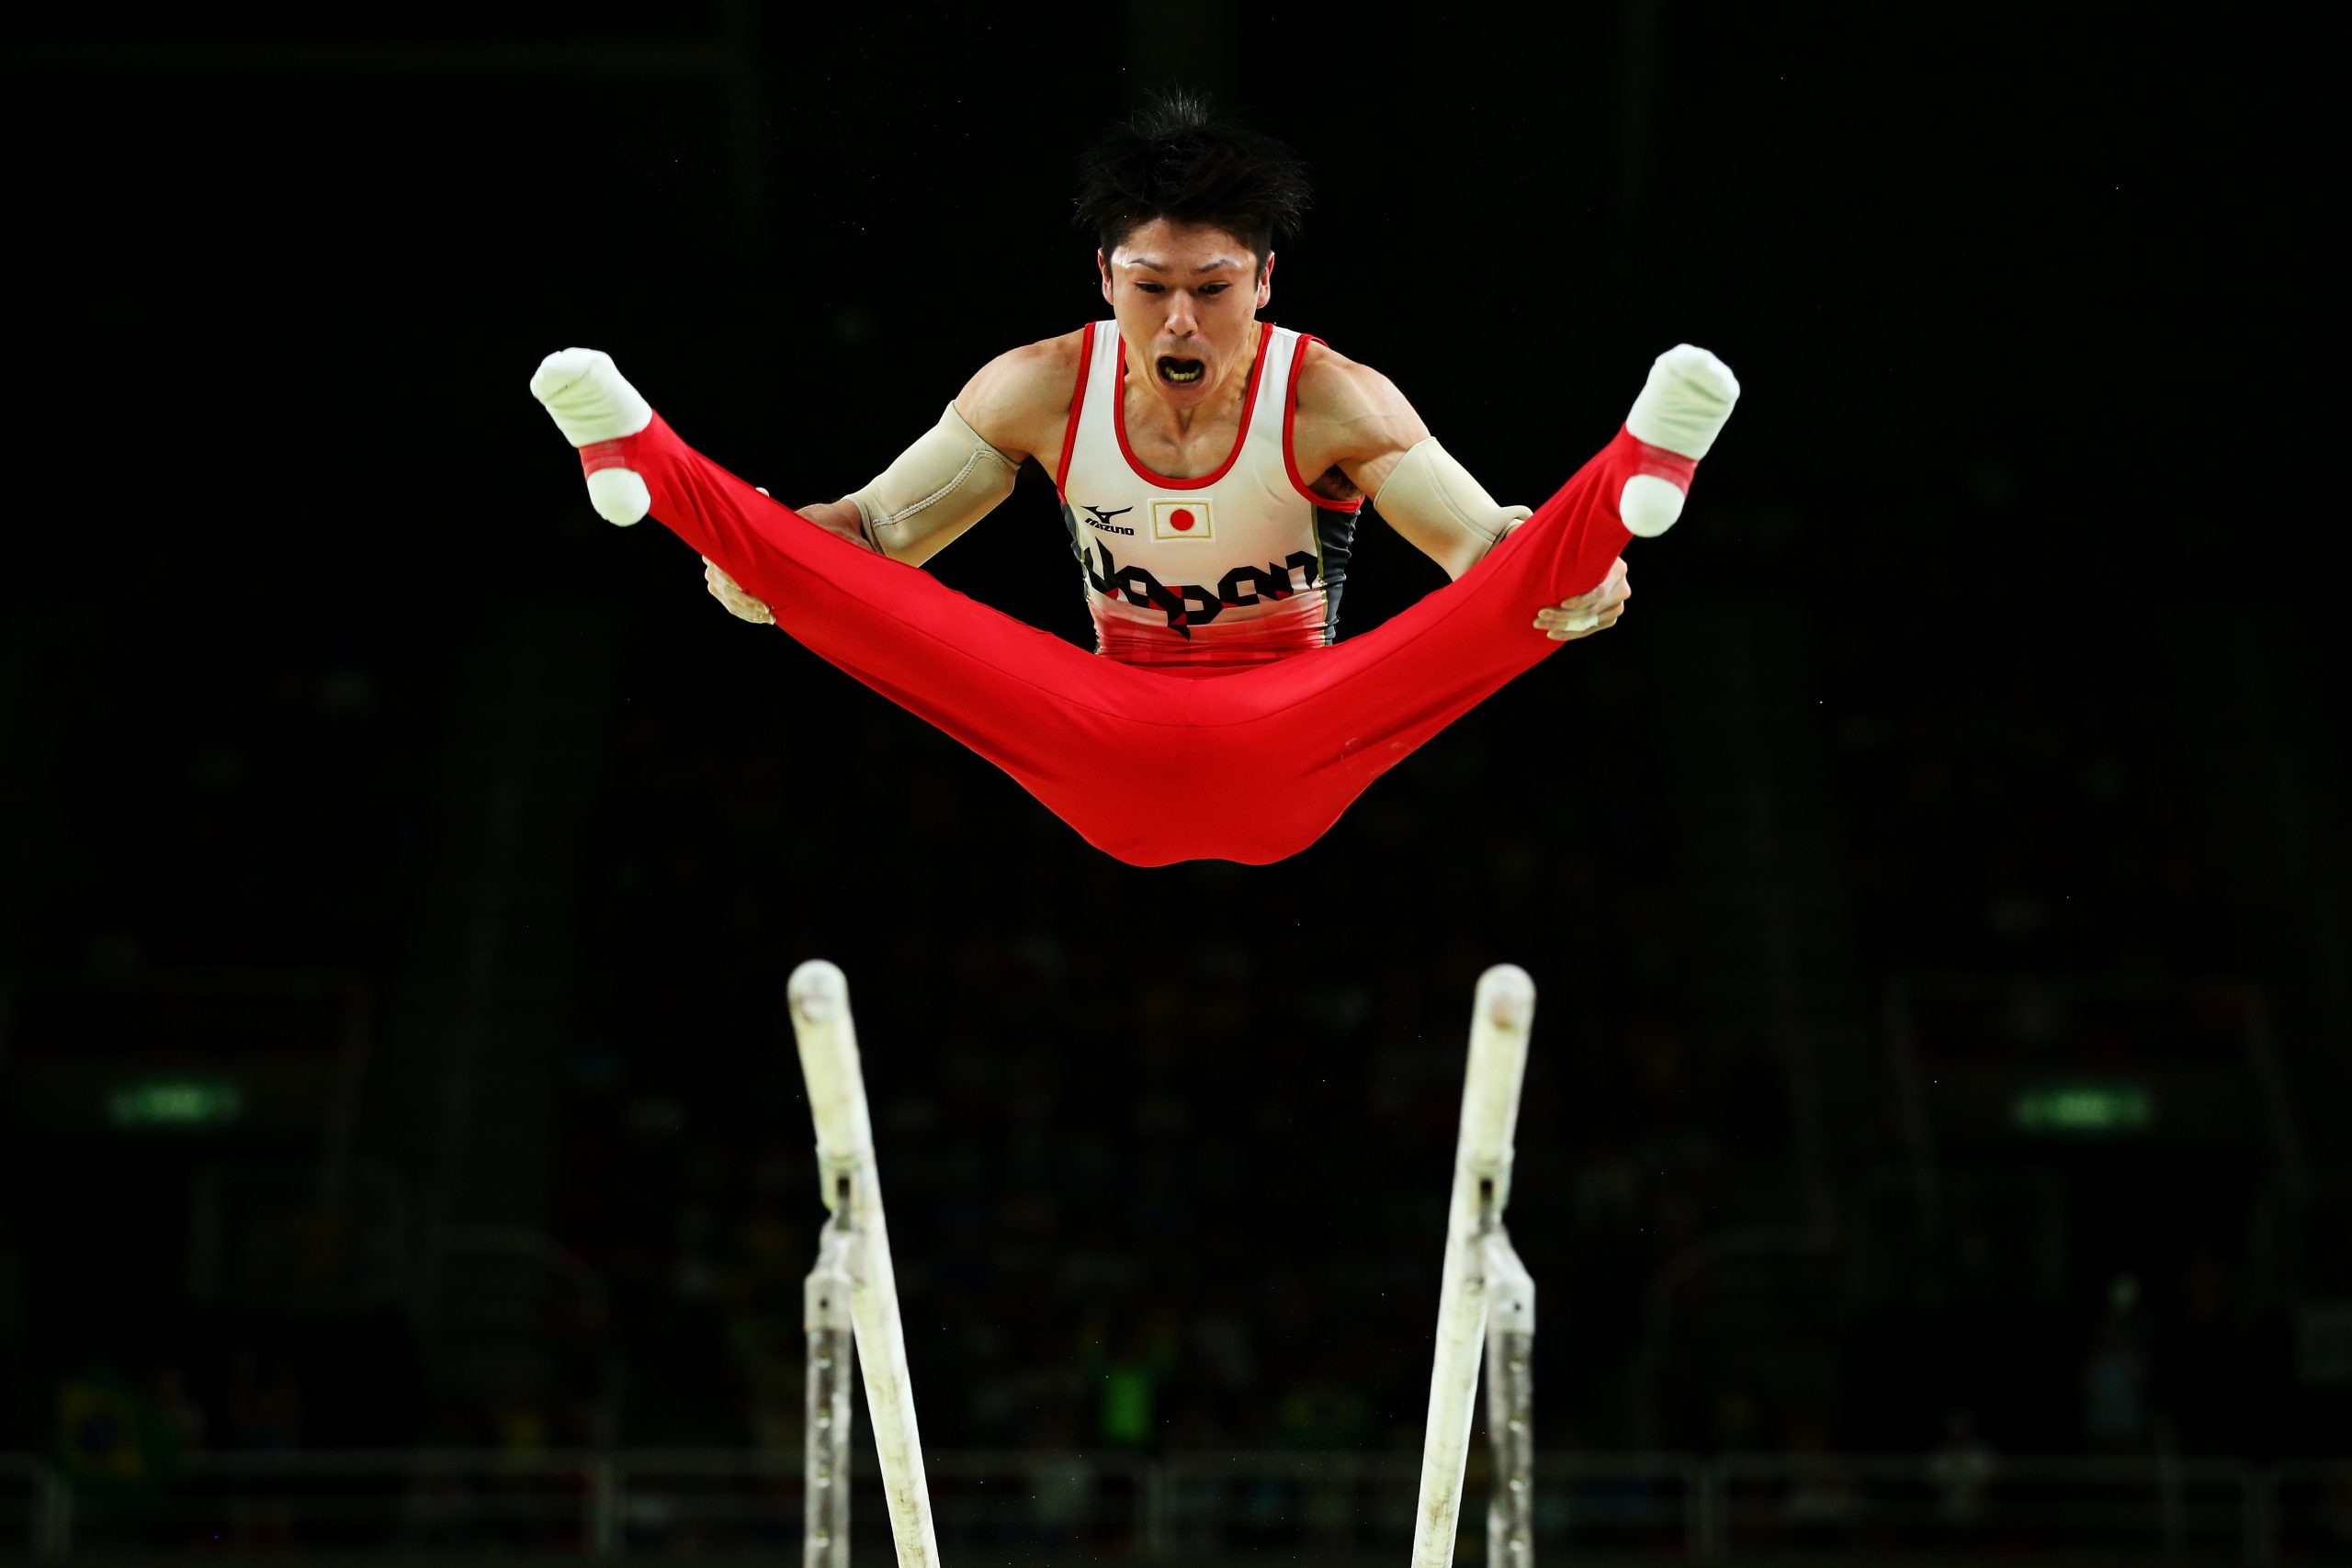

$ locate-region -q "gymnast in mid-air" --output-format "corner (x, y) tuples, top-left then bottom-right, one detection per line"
(532, 93), (1738, 866)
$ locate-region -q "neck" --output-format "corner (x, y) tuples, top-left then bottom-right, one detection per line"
(1131, 320), (1261, 437)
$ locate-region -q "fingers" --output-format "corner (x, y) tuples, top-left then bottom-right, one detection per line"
(1544, 557), (1631, 615)
(1532, 558), (1631, 639)
(1536, 605), (1624, 640)
(702, 556), (776, 626)
(704, 576), (772, 623)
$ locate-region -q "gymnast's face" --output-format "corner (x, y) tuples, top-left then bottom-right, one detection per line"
(1098, 219), (1273, 413)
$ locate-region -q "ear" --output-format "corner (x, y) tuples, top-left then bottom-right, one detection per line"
(1097, 248), (1113, 307)
(1256, 252), (1276, 310)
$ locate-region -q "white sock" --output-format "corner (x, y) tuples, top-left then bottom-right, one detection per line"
(1625, 344), (1739, 458)
(1620, 344), (1740, 537)
(529, 348), (654, 525)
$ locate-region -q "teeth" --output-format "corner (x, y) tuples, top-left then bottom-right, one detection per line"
(1159, 358), (1204, 384)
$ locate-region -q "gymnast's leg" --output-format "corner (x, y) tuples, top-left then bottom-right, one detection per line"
(1316, 344), (1738, 730)
(527, 348), (1177, 855)
(1190, 345), (1742, 861)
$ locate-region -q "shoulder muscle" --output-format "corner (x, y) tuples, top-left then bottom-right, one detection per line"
(1292, 340), (1431, 496)
(954, 329), (1086, 468)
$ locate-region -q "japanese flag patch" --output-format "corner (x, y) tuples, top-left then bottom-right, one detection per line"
(1151, 500), (1213, 541)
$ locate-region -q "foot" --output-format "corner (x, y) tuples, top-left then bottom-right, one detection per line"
(530, 348), (655, 526)
(1619, 344), (1739, 537)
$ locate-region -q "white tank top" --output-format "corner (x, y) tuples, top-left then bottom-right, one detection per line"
(1054, 321), (1363, 669)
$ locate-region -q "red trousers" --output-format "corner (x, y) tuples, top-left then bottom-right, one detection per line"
(586, 415), (1696, 866)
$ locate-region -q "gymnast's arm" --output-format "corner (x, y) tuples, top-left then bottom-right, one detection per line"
(703, 333), (1081, 624)
(1295, 343), (1526, 581)
(1296, 343), (1626, 641)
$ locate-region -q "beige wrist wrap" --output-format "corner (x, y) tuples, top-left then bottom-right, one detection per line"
(1373, 438), (1532, 580)
(848, 403), (1021, 565)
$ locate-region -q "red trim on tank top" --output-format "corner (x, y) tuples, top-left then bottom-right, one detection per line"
(1054, 321), (1098, 494)
(1111, 322), (1272, 491)
(1281, 333), (1366, 513)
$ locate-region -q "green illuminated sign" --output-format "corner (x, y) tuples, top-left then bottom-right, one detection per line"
(2012, 1082), (2154, 1134)
(106, 1078), (244, 1130)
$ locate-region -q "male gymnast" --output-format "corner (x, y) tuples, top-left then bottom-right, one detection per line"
(531, 95), (1738, 866)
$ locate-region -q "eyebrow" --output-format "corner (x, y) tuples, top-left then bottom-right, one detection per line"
(1122, 256), (1248, 275)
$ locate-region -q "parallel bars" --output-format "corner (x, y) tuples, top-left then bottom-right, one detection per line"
(792, 960), (1541, 1568)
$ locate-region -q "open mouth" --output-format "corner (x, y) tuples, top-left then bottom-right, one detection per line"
(1156, 355), (1205, 386)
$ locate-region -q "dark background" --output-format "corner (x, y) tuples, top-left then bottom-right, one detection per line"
(0, 0), (2341, 1522)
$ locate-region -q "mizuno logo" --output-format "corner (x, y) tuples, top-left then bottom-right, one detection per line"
(1082, 504), (1136, 536)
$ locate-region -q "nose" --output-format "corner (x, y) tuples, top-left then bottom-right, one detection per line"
(1165, 290), (1198, 338)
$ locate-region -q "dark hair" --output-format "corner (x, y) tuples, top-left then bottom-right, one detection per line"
(1072, 91), (1311, 274)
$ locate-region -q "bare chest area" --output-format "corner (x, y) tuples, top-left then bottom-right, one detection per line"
(1118, 378), (1246, 479)
(1111, 364), (1359, 503)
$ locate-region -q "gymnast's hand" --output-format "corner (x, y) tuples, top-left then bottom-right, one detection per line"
(704, 558), (775, 626)
(702, 479), (780, 626)
(1532, 557), (1630, 641)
